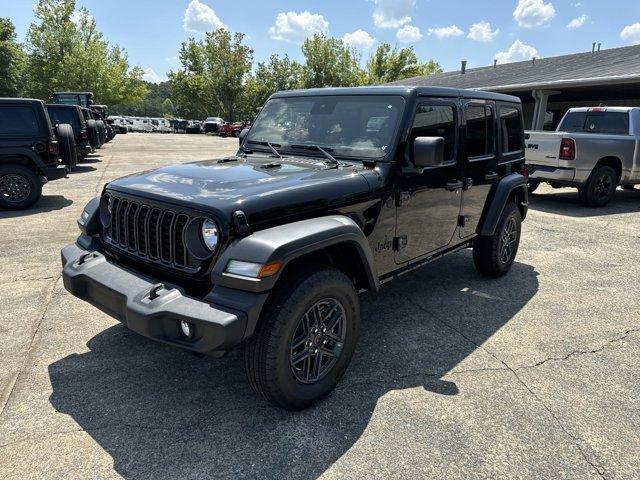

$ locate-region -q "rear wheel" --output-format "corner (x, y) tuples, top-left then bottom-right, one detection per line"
(473, 202), (521, 277)
(0, 164), (42, 210)
(579, 165), (617, 207)
(243, 264), (360, 410)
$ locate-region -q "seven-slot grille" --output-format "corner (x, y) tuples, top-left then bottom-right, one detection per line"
(104, 194), (195, 269)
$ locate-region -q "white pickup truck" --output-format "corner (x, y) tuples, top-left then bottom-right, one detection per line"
(525, 106), (640, 206)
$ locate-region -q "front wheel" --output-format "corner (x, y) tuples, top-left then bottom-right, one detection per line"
(473, 202), (521, 277)
(243, 264), (360, 410)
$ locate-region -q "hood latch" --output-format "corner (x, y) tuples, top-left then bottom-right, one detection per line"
(233, 210), (251, 237)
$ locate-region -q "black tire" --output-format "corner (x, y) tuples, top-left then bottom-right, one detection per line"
(0, 164), (42, 210)
(86, 119), (100, 149)
(56, 123), (78, 169)
(95, 120), (106, 147)
(527, 179), (540, 194)
(621, 185), (636, 191)
(243, 264), (360, 410)
(473, 202), (521, 278)
(578, 165), (617, 207)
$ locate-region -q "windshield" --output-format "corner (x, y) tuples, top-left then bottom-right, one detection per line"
(246, 95), (405, 159)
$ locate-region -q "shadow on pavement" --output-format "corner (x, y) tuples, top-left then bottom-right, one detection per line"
(79, 156), (102, 164)
(70, 165), (97, 173)
(48, 250), (538, 479)
(529, 187), (640, 217)
(0, 195), (72, 218)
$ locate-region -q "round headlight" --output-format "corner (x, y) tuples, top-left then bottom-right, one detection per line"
(201, 219), (219, 251)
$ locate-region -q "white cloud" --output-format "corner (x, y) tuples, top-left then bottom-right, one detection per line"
(513, 0), (556, 28)
(467, 21), (500, 42)
(343, 29), (376, 51)
(372, 0), (415, 28)
(396, 25), (422, 43)
(268, 11), (328, 43)
(142, 68), (164, 84)
(427, 25), (464, 39)
(183, 0), (225, 33)
(621, 23), (640, 45)
(495, 40), (539, 63)
(566, 14), (587, 29)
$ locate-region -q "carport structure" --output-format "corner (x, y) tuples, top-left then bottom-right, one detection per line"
(392, 44), (640, 131)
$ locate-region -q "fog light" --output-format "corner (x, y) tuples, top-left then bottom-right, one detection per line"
(180, 320), (193, 338)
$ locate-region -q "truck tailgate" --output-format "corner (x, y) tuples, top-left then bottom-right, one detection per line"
(525, 131), (563, 167)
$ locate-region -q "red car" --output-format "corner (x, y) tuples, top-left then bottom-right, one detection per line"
(219, 121), (250, 137)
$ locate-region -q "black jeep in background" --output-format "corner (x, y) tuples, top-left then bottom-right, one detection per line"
(62, 86), (528, 409)
(46, 104), (92, 161)
(0, 98), (68, 210)
(79, 107), (103, 150)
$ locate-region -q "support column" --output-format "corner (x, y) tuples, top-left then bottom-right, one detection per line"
(531, 90), (560, 130)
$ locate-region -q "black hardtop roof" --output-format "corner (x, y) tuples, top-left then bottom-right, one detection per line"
(53, 91), (93, 95)
(0, 97), (46, 105)
(46, 103), (81, 109)
(270, 85), (520, 103)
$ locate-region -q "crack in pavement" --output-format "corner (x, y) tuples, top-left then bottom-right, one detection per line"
(405, 297), (611, 479)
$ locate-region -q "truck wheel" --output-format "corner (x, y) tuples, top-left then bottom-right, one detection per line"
(0, 165), (42, 210)
(527, 179), (540, 194)
(473, 202), (521, 278)
(243, 264), (360, 410)
(579, 165), (617, 207)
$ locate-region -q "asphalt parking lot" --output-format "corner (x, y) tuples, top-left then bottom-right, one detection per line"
(1, 132), (639, 479)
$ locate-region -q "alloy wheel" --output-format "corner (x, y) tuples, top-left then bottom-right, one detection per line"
(289, 298), (346, 384)
(499, 217), (518, 264)
(0, 174), (32, 203)
(594, 174), (613, 199)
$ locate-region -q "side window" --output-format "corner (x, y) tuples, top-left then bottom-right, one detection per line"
(0, 106), (39, 135)
(412, 104), (456, 162)
(465, 105), (494, 159)
(499, 106), (523, 154)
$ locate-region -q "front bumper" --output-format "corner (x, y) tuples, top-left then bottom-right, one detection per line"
(61, 242), (249, 355)
(528, 164), (576, 185)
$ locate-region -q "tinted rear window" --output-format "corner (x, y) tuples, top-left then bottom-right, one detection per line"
(48, 107), (77, 127)
(499, 106), (523, 153)
(559, 111), (629, 135)
(0, 106), (40, 135)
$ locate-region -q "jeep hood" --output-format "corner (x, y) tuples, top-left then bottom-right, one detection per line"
(106, 155), (375, 227)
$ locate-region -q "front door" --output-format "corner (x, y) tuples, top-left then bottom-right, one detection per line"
(395, 101), (463, 264)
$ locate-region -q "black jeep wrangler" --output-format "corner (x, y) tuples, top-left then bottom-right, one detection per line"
(46, 104), (92, 161)
(61, 87), (528, 409)
(0, 98), (68, 210)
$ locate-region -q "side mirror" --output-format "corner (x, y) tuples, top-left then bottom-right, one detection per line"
(413, 136), (445, 168)
(239, 127), (249, 145)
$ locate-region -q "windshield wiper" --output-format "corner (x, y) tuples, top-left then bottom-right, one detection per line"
(291, 144), (339, 167)
(247, 140), (282, 159)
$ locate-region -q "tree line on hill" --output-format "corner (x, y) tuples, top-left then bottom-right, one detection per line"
(1, 0), (442, 121)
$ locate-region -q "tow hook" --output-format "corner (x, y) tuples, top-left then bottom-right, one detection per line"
(148, 283), (165, 300)
(77, 252), (99, 266)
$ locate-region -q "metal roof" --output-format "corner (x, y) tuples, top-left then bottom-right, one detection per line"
(389, 44), (640, 93)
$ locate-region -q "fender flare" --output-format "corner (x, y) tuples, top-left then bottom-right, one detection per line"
(478, 173), (528, 236)
(1, 147), (48, 169)
(211, 215), (379, 294)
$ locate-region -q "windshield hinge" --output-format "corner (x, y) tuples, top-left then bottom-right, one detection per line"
(233, 210), (251, 236)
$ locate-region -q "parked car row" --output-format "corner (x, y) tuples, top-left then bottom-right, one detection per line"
(0, 92), (118, 210)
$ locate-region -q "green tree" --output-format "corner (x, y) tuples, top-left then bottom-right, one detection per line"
(169, 29), (253, 121)
(301, 34), (366, 88)
(366, 43), (442, 84)
(161, 98), (175, 117)
(0, 17), (25, 97)
(24, 0), (147, 106)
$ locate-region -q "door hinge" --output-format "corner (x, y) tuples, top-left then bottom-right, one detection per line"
(393, 235), (408, 251)
(458, 215), (468, 227)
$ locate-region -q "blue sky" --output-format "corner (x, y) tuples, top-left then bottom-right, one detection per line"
(2, 0), (639, 83)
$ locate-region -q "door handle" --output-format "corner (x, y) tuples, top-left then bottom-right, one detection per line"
(446, 179), (464, 191)
(485, 172), (498, 181)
